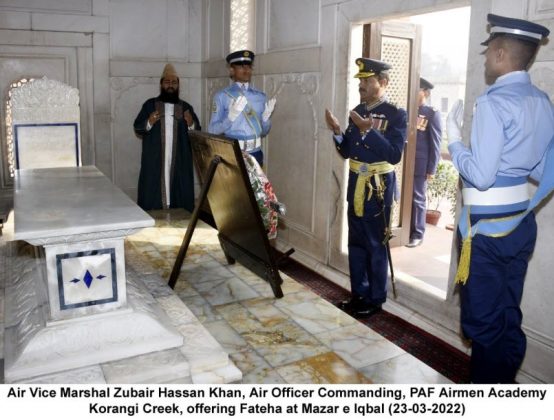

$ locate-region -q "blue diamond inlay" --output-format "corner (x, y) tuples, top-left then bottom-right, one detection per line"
(70, 278), (80, 283)
(83, 270), (93, 288)
(96, 274), (106, 279)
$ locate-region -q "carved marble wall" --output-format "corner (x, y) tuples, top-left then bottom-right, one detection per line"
(264, 73), (321, 253)
(107, 0), (204, 198)
(10, 77), (81, 169)
(0, 0), (203, 199)
(0, 1), (100, 192)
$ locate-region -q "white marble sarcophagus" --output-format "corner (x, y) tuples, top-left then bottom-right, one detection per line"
(4, 166), (184, 382)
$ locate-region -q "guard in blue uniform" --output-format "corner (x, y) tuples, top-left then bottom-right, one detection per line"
(407, 78), (442, 248)
(447, 14), (554, 383)
(325, 58), (407, 318)
(208, 50), (276, 166)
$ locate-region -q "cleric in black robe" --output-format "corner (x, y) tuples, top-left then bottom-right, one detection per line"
(133, 63), (201, 211)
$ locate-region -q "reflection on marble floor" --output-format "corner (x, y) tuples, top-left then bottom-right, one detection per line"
(124, 210), (451, 384)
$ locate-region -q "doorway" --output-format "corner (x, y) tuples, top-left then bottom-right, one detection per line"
(386, 7), (470, 296)
(326, 5), (471, 299)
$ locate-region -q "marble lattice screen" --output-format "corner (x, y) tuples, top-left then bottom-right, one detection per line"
(10, 77), (81, 170)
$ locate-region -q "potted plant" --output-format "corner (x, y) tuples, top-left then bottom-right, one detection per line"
(426, 160), (458, 225)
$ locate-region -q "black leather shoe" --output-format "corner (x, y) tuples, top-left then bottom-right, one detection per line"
(406, 238), (423, 248)
(337, 297), (382, 318)
(337, 296), (364, 312)
(351, 303), (382, 318)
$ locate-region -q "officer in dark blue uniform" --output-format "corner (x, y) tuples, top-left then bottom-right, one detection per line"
(447, 14), (553, 383)
(325, 58), (407, 318)
(407, 78), (442, 248)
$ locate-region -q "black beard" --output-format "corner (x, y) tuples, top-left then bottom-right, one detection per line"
(159, 87), (180, 104)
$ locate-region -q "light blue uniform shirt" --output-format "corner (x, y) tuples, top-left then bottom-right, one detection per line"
(449, 71), (554, 190)
(208, 82), (271, 140)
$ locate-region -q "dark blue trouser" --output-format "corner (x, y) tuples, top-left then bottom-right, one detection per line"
(347, 199), (390, 306)
(410, 175), (427, 240)
(249, 149), (263, 166)
(460, 211), (536, 383)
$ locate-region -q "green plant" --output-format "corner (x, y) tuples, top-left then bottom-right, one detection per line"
(426, 160), (458, 215)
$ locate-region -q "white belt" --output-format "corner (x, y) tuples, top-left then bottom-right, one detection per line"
(462, 183), (529, 206)
(239, 137), (261, 151)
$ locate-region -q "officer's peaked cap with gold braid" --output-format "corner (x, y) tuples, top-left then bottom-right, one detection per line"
(354, 58), (392, 78)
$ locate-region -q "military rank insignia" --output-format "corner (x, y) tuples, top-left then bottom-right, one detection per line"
(417, 115), (428, 131)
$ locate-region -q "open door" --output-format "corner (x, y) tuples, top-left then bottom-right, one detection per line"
(363, 21), (421, 247)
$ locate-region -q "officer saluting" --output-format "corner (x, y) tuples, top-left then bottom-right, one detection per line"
(208, 50), (276, 166)
(325, 58), (407, 318)
(447, 14), (554, 383)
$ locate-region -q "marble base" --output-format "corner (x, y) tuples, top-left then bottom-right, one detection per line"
(44, 238), (128, 321)
(4, 253), (184, 382)
(2, 241), (241, 384)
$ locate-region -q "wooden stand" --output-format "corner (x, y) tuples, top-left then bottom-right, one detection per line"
(168, 132), (290, 298)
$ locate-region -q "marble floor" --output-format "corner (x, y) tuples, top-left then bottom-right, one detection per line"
(0, 209), (451, 384)
(121, 210), (451, 384)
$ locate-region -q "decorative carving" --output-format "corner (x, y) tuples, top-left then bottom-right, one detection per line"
(110, 77), (153, 107)
(381, 36), (411, 227)
(265, 73), (319, 140)
(8, 77), (82, 171)
(230, 0), (254, 51)
(261, 73), (320, 235)
(11, 77), (80, 123)
(3, 246), (185, 382)
(3, 243), (47, 363)
(157, 294), (198, 327)
(25, 366), (107, 384)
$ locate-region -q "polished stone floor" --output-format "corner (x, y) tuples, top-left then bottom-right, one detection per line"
(0, 209), (451, 384)
(122, 210), (451, 384)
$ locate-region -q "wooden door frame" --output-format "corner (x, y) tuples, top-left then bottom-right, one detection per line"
(363, 22), (421, 247)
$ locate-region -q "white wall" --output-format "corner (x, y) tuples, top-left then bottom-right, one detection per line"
(108, 0), (203, 200)
(204, 0), (554, 383)
(0, 0), (204, 201)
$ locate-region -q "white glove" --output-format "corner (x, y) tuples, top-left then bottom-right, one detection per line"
(446, 99), (464, 145)
(228, 95), (248, 122)
(262, 98), (276, 122)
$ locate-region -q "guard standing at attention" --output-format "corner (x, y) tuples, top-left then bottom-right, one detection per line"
(325, 58), (407, 318)
(208, 50), (276, 166)
(407, 77), (442, 248)
(447, 14), (554, 383)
